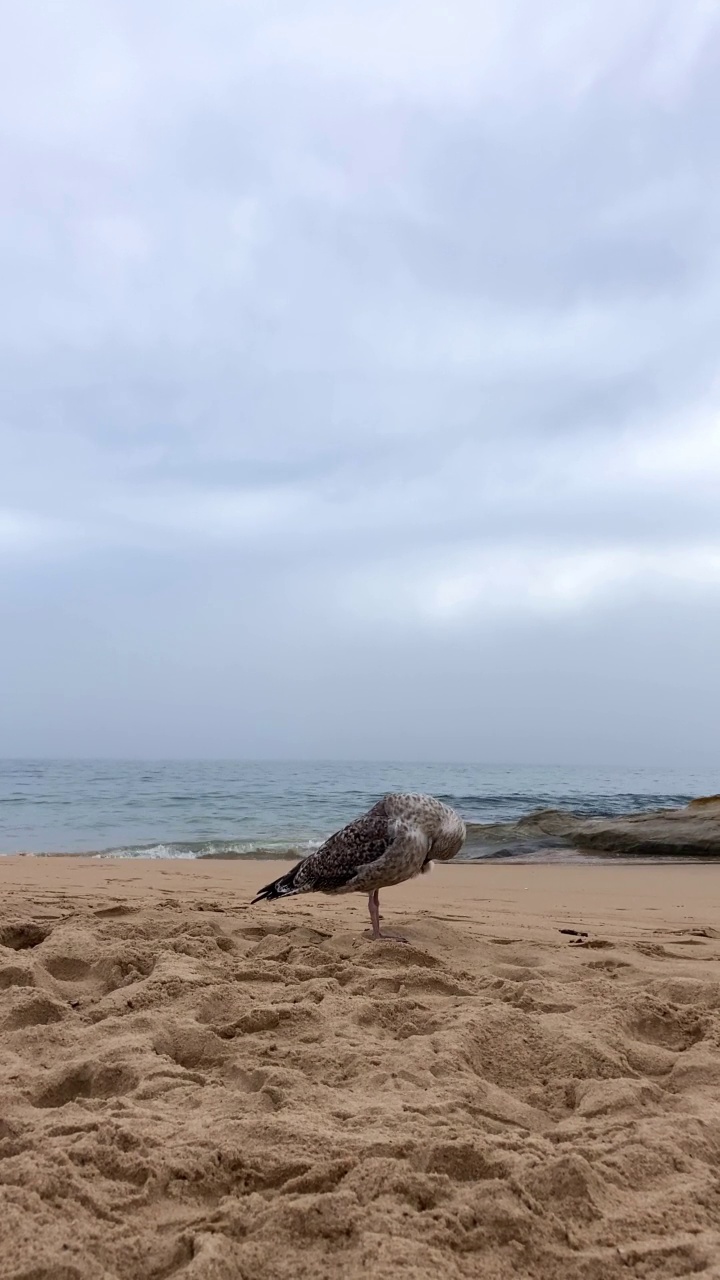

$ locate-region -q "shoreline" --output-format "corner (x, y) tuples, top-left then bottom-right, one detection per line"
(5, 851), (720, 866)
(3, 795), (718, 861)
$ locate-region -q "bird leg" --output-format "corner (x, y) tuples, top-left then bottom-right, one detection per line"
(367, 890), (407, 942)
(368, 890), (380, 937)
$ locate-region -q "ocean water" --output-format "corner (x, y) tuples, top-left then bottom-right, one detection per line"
(0, 759), (716, 858)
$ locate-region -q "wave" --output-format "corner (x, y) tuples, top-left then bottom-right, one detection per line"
(88, 838), (323, 860)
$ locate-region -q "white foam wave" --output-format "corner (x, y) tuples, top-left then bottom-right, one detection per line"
(92, 838), (324, 860)
(94, 845), (199, 860)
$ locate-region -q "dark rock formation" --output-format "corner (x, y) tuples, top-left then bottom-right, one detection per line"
(464, 795), (720, 860)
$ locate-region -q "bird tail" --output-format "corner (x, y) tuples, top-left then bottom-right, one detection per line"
(251, 860), (305, 904)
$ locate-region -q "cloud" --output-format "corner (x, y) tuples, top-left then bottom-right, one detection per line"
(253, 0), (717, 107)
(1, 0), (719, 759)
(341, 543), (720, 629)
(0, 510), (75, 554)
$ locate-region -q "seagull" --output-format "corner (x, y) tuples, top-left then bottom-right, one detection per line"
(252, 793), (466, 940)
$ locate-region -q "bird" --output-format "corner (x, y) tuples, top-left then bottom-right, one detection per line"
(252, 793), (466, 941)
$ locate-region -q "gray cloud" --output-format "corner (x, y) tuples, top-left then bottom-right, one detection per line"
(1, 0), (720, 761)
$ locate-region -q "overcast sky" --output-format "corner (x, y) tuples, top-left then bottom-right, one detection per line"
(1, 0), (719, 764)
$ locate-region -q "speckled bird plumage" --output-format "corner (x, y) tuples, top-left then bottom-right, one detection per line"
(252, 793), (466, 906)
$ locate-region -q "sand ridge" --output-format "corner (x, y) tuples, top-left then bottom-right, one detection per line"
(2, 859), (720, 1278)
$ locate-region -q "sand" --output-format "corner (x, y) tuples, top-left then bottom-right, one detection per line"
(2, 858), (720, 1279)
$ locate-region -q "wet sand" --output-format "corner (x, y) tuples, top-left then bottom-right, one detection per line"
(2, 856), (720, 1278)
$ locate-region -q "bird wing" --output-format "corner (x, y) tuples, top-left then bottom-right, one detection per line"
(341, 817), (430, 892)
(252, 805), (391, 902)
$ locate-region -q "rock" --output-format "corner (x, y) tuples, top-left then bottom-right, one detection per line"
(464, 795), (720, 860)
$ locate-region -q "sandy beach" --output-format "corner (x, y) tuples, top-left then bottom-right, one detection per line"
(2, 857), (720, 1278)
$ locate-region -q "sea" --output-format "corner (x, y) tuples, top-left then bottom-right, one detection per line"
(0, 759), (717, 860)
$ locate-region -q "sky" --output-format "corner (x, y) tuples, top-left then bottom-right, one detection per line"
(1, 0), (720, 765)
